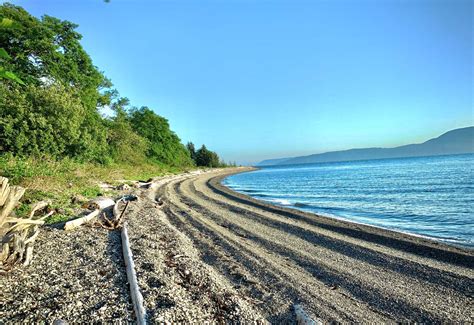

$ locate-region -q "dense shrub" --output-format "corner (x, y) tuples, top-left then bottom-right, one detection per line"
(0, 83), (108, 160)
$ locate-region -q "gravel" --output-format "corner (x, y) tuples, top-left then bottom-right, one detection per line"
(2, 168), (473, 323)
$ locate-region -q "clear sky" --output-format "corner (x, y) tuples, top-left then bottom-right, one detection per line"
(9, 0), (473, 164)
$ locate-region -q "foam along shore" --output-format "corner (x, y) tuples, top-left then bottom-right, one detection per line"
(2, 168), (473, 323)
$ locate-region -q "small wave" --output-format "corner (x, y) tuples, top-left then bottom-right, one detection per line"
(267, 198), (292, 206)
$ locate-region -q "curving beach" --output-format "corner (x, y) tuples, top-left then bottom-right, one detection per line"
(2, 168), (473, 323)
(162, 167), (474, 322)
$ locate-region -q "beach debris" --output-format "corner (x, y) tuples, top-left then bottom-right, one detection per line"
(98, 182), (115, 191)
(122, 222), (147, 324)
(0, 177), (52, 271)
(155, 196), (164, 207)
(294, 304), (320, 325)
(52, 320), (68, 325)
(122, 194), (138, 202)
(64, 209), (100, 231)
(116, 183), (131, 191)
(99, 195), (137, 230)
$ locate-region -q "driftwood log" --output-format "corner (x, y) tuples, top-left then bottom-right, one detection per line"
(99, 195), (137, 230)
(122, 223), (146, 324)
(1, 177), (51, 271)
(64, 209), (100, 231)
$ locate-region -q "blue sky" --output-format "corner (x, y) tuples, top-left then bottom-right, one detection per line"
(9, 0), (473, 164)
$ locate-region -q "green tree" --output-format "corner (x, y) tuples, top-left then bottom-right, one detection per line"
(0, 82), (107, 160)
(129, 107), (193, 167)
(186, 142), (196, 162)
(195, 145), (220, 167)
(0, 17), (24, 84)
(105, 97), (148, 164)
(0, 3), (226, 169)
(0, 4), (113, 162)
(0, 4), (110, 108)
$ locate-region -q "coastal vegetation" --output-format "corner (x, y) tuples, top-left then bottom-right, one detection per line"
(0, 3), (230, 222)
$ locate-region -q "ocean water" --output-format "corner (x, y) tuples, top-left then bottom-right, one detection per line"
(223, 154), (474, 248)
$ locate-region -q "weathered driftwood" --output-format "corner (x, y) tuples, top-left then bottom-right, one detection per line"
(64, 209), (100, 231)
(122, 223), (146, 324)
(294, 304), (318, 325)
(1, 177), (50, 270)
(82, 197), (115, 210)
(113, 198), (124, 218)
(98, 195), (134, 230)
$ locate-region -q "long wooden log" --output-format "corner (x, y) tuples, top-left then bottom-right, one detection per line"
(121, 223), (146, 325)
(64, 209), (100, 231)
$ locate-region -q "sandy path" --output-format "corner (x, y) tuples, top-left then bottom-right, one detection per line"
(162, 168), (474, 323)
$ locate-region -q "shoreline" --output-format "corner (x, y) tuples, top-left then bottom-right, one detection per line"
(220, 167), (474, 253)
(164, 168), (473, 321)
(2, 167), (473, 323)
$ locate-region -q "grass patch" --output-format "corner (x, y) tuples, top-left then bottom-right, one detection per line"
(0, 154), (193, 224)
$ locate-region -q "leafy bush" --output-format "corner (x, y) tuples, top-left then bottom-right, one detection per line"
(0, 82), (108, 160)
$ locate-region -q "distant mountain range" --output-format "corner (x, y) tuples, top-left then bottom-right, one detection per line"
(257, 126), (474, 166)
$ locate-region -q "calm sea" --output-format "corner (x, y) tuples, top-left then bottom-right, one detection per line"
(223, 154), (474, 248)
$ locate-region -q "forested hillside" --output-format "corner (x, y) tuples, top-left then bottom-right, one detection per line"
(0, 3), (224, 168)
(0, 3), (230, 223)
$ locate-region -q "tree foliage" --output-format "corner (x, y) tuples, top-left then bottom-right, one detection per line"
(0, 83), (107, 160)
(0, 17), (24, 84)
(129, 107), (193, 167)
(0, 3), (224, 169)
(105, 98), (149, 164)
(187, 143), (228, 168)
(0, 4), (108, 107)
